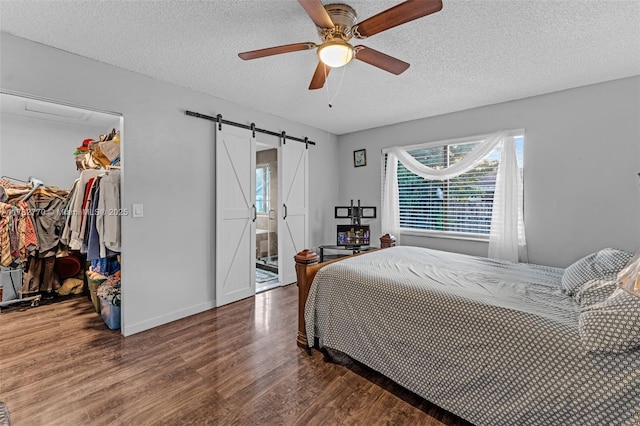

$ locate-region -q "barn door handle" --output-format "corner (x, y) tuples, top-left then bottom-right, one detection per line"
(252, 204), (257, 222)
(283, 203), (288, 220)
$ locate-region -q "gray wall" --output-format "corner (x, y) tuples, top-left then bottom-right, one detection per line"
(0, 114), (115, 188)
(337, 76), (640, 268)
(1, 32), (339, 335)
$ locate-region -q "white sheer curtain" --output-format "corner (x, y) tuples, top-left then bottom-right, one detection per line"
(488, 137), (528, 262)
(382, 131), (527, 262)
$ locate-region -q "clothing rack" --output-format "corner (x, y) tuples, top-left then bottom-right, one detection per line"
(0, 290), (41, 312)
(0, 268), (41, 312)
(185, 110), (316, 148)
(1, 175), (29, 185)
(21, 177), (44, 201)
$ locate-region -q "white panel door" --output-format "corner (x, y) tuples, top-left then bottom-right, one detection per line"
(216, 125), (256, 306)
(279, 141), (308, 285)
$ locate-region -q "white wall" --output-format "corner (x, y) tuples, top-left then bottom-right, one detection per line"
(0, 32), (339, 335)
(338, 76), (640, 268)
(0, 114), (116, 188)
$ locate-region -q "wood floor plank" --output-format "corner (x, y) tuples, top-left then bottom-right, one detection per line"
(0, 285), (472, 425)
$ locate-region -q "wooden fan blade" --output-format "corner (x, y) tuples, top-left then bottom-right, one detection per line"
(297, 0), (335, 29)
(239, 42), (316, 60)
(354, 46), (409, 75)
(353, 0), (443, 39)
(309, 62), (331, 90)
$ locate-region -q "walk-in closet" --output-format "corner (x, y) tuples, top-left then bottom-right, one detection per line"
(0, 92), (124, 331)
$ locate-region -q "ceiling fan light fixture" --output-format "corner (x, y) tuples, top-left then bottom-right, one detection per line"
(238, 0), (443, 90)
(318, 40), (354, 68)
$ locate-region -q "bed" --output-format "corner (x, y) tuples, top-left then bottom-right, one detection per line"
(294, 240), (640, 426)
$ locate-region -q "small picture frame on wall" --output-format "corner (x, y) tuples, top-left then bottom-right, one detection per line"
(354, 149), (367, 167)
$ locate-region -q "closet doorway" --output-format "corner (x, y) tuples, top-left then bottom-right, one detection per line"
(0, 92), (124, 332)
(255, 146), (279, 293)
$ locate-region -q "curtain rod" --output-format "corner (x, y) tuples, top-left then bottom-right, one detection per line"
(185, 110), (316, 147)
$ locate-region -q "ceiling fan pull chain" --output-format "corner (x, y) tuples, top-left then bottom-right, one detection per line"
(327, 65), (347, 108)
(324, 64), (332, 107)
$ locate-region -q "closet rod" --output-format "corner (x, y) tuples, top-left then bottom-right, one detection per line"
(185, 110), (316, 147)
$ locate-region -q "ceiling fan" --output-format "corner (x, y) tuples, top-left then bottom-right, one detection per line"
(238, 0), (443, 90)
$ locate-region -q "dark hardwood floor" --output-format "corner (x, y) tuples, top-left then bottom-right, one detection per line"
(0, 285), (472, 425)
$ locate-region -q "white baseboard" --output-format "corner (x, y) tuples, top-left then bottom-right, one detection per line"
(122, 300), (216, 336)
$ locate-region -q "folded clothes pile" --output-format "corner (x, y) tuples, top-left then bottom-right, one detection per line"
(75, 129), (120, 171)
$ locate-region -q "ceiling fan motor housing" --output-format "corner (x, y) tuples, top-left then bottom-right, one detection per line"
(319, 3), (357, 41)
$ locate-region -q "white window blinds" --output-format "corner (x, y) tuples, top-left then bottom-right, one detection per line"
(397, 139), (522, 235)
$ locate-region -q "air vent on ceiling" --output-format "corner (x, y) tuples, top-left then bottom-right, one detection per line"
(25, 100), (90, 121)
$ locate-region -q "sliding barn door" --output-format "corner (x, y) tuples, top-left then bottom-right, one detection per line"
(279, 142), (309, 285)
(216, 125), (256, 306)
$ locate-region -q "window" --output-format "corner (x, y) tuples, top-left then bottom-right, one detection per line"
(256, 165), (270, 214)
(394, 136), (523, 237)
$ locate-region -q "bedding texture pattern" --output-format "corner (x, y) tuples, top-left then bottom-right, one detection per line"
(579, 287), (640, 353)
(305, 246), (640, 426)
(561, 248), (633, 295)
(574, 275), (619, 307)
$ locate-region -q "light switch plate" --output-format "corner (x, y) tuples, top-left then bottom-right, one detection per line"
(132, 203), (144, 218)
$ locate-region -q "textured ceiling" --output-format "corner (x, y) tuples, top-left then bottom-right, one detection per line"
(1, 0), (639, 135)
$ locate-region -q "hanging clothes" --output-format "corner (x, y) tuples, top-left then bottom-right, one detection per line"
(68, 169), (103, 250)
(1, 178), (71, 294)
(86, 180), (118, 261)
(22, 256), (60, 294)
(0, 203), (13, 266)
(67, 169), (121, 259)
(60, 179), (79, 248)
(0, 201), (39, 267)
(26, 192), (68, 258)
(80, 176), (100, 255)
(18, 201), (39, 253)
(1, 128), (122, 301)
(78, 176), (97, 246)
(97, 169), (121, 256)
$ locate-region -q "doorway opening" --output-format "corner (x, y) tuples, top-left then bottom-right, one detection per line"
(0, 91), (124, 331)
(255, 147), (279, 293)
